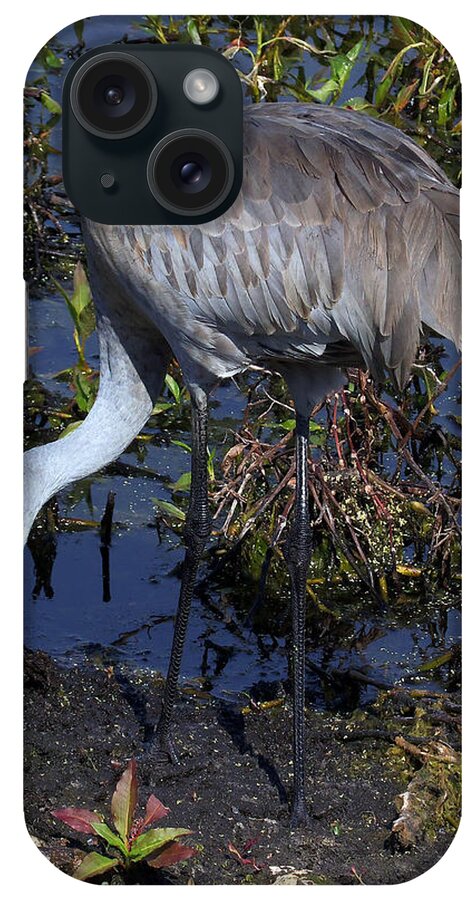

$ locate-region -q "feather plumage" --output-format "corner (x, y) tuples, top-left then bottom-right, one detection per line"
(85, 103), (460, 391)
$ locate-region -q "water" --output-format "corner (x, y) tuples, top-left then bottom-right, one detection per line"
(24, 15), (461, 711)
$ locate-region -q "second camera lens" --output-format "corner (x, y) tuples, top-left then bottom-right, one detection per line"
(180, 162), (202, 185)
(172, 154), (212, 194)
(147, 129), (234, 216)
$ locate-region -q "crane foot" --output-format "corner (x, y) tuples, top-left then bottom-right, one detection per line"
(156, 732), (181, 766)
(141, 726), (182, 767)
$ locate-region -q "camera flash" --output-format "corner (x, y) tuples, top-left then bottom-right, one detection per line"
(183, 68), (219, 105)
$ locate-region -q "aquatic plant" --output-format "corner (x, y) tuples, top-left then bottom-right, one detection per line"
(52, 759), (196, 881)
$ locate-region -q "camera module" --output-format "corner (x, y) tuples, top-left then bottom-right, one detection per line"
(70, 51), (158, 139)
(147, 129), (234, 216)
(64, 44), (243, 223)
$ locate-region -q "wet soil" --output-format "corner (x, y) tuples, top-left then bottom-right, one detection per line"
(24, 650), (459, 885)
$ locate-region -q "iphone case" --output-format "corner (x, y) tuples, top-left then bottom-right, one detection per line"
(24, 14), (461, 884)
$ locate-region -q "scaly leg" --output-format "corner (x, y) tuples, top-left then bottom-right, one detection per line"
(283, 412), (312, 826)
(155, 386), (211, 761)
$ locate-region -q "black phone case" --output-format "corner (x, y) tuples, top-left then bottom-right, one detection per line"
(24, 14), (461, 884)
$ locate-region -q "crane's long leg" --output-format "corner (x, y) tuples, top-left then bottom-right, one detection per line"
(283, 412), (312, 827)
(155, 386), (211, 762)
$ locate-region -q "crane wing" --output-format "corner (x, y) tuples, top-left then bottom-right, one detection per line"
(143, 104), (460, 385)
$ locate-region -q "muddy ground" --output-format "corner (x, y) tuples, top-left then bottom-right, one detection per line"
(24, 650), (460, 885)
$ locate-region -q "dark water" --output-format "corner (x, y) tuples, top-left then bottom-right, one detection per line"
(24, 15), (461, 711)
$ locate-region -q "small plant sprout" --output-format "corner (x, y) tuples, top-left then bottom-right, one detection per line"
(52, 759), (196, 881)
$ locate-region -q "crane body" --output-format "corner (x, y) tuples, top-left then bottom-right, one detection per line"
(24, 103), (460, 825)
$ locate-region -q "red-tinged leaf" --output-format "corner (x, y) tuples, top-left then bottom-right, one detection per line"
(130, 827), (192, 861)
(143, 794), (170, 828)
(52, 807), (102, 834)
(73, 851), (120, 881)
(111, 759), (138, 844)
(394, 79), (419, 113)
(147, 841), (196, 869)
(227, 841), (263, 871)
(242, 837), (259, 854)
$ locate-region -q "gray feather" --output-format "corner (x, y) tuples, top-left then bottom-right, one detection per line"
(85, 102), (460, 391)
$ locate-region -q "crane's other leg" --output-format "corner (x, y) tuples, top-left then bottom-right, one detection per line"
(154, 385), (211, 762)
(284, 412), (312, 827)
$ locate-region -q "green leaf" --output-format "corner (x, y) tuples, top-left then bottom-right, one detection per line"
(171, 439), (191, 453)
(72, 370), (95, 413)
(186, 18), (202, 44)
(39, 46), (63, 69)
(165, 374), (181, 403)
(305, 39), (363, 104)
(92, 821), (127, 854)
(169, 471), (192, 493)
(74, 19), (85, 44)
(40, 91), (62, 116)
(77, 301), (96, 343)
(328, 38), (364, 94)
(152, 499), (186, 522)
(130, 828), (192, 862)
(59, 420), (82, 440)
(438, 85), (457, 127)
(342, 96), (375, 112)
(344, 37), (364, 65)
(306, 78), (339, 103)
(151, 401), (174, 414)
(73, 851), (120, 881)
(391, 16), (417, 47)
(71, 262), (92, 321)
(375, 73), (393, 107)
(418, 650), (454, 672)
(382, 41), (424, 80)
(207, 447), (216, 483)
(278, 418), (296, 432)
(111, 759), (138, 845)
(310, 431), (326, 448)
(269, 418), (323, 434)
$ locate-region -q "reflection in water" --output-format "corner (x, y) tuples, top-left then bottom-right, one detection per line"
(27, 507), (58, 600)
(24, 483), (461, 713)
(99, 490), (115, 602)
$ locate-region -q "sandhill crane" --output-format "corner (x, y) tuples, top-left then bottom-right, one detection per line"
(24, 103), (461, 826)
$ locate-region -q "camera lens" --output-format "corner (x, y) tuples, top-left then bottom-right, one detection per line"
(70, 52), (157, 139)
(181, 162), (201, 184)
(147, 130), (234, 216)
(104, 85), (124, 106)
(172, 154), (212, 194)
